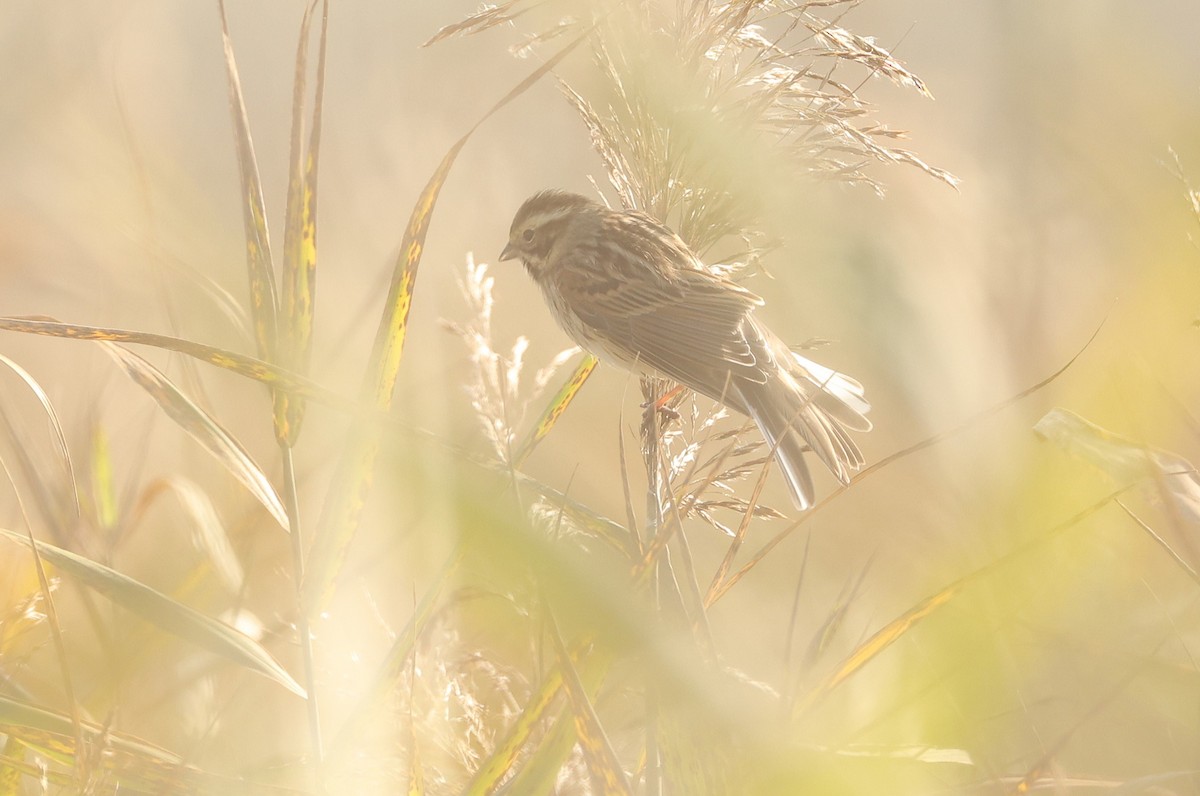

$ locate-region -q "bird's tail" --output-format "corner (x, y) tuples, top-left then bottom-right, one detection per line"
(735, 352), (870, 510)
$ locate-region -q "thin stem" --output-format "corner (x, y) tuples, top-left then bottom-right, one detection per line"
(281, 445), (324, 780)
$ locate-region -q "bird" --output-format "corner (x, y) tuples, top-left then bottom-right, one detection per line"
(499, 189), (870, 510)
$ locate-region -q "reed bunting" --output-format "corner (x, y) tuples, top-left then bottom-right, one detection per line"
(500, 190), (870, 509)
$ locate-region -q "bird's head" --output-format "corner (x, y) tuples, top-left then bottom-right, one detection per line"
(500, 190), (596, 276)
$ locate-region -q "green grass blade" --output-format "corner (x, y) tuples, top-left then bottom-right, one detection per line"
(0, 530), (305, 698)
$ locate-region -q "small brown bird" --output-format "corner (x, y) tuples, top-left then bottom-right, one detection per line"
(500, 190), (870, 509)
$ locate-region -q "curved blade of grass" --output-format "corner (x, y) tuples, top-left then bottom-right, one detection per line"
(0, 354), (79, 520)
(275, 0), (328, 446)
(0, 529), (305, 698)
(514, 354), (598, 467)
(302, 29), (593, 614)
(217, 0), (278, 363)
(100, 342), (289, 532)
(0, 316), (348, 409)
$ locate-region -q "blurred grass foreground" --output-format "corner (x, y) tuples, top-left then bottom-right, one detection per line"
(1, 0), (1199, 794)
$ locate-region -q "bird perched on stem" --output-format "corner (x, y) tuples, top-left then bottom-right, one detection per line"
(500, 190), (870, 510)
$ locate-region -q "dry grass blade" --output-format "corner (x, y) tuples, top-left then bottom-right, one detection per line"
(514, 353), (598, 466)
(276, 0), (328, 446)
(218, 0), (279, 363)
(0, 529), (306, 698)
(100, 343), (290, 532)
(302, 29), (593, 614)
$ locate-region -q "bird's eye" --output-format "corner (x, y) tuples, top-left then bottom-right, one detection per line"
(522, 228), (535, 243)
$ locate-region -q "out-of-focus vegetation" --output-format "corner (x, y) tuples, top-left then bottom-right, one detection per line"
(0, 1), (1198, 793)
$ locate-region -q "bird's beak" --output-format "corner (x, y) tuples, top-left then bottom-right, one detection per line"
(499, 242), (517, 262)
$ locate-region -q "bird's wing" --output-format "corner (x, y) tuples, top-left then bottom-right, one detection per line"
(552, 247), (771, 400)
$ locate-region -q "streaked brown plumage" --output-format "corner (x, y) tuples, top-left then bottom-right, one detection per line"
(500, 190), (870, 509)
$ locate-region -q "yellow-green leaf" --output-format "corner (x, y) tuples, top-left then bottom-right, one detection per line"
(515, 354), (598, 466)
(0, 316), (348, 410)
(276, 0), (329, 446)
